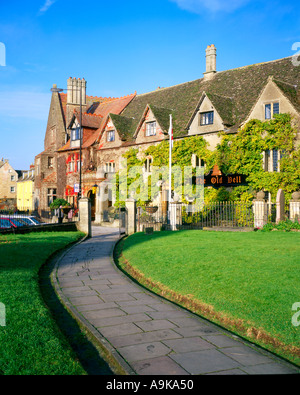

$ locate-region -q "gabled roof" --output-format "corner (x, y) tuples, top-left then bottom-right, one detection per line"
(133, 103), (174, 139)
(109, 113), (136, 141)
(273, 78), (300, 114)
(119, 56), (300, 140)
(186, 91), (234, 130)
(58, 93), (136, 152)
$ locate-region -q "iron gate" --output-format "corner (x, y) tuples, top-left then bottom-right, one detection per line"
(136, 201), (255, 232)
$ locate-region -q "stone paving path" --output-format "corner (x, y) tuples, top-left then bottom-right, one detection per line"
(53, 226), (300, 375)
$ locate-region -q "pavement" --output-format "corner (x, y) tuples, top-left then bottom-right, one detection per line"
(52, 226), (300, 375)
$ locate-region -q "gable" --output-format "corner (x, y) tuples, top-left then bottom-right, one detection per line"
(98, 115), (123, 150)
(134, 105), (168, 145)
(243, 77), (300, 125)
(188, 93), (225, 136)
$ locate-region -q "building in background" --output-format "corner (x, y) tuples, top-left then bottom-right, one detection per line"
(17, 165), (35, 211)
(33, 45), (300, 221)
(0, 158), (22, 210)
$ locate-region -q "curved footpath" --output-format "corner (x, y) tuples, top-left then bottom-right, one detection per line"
(52, 226), (299, 375)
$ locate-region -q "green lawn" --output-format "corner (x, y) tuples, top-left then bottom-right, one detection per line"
(0, 231), (88, 375)
(116, 230), (300, 366)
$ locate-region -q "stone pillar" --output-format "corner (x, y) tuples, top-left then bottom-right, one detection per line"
(276, 189), (285, 223)
(77, 197), (91, 237)
(95, 183), (106, 224)
(290, 191), (300, 222)
(125, 198), (136, 235)
(253, 191), (268, 229)
(169, 202), (182, 231)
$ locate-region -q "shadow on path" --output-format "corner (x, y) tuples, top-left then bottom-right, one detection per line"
(39, 247), (114, 376)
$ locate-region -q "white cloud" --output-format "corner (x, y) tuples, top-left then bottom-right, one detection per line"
(170, 0), (250, 14)
(39, 0), (57, 14)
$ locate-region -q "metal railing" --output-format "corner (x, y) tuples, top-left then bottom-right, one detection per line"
(182, 201), (254, 229)
(136, 201), (255, 232)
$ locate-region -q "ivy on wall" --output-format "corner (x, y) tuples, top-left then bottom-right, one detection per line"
(217, 114), (300, 201)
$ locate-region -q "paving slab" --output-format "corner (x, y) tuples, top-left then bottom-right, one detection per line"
(53, 226), (300, 376)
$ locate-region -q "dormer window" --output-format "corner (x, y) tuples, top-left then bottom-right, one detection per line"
(200, 111), (214, 125)
(146, 121), (156, 136)
(107, 130), (115, 142)
(265, 102), (279, 119)
(71, 127), (81, 141)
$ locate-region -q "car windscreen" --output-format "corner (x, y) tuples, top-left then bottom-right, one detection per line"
(0, 219), (13, 228)
(10, 219), (27, 227)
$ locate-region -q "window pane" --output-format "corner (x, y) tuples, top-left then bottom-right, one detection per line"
(273, 102), (279, 114)
(265, 104), (271, 119)
(200, 111), (214, 125)
(273, 150), (278, 172)
(146, 122), (156, 136)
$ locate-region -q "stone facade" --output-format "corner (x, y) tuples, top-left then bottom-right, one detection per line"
(0, 159), (20, 203)
(32, 45), (300, 222)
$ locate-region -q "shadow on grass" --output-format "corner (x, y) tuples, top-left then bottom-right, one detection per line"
(39, 249), (114, 376)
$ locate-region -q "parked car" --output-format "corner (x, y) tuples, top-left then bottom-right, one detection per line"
(0, 215), (43, 228)
(13, 216), (42, 226)
(0, 217), (27, 229)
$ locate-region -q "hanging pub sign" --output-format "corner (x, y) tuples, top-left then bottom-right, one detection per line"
(193, 165), (248, 188)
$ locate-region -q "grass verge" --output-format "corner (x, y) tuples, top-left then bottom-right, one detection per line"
(0, 231), (112, 375)
(115, 230), (300, 367)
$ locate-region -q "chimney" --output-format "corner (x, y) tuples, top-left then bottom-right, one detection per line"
(204, 44), (217, 81)
(66, 77), (87, 125)
(67, 77), (87, 105)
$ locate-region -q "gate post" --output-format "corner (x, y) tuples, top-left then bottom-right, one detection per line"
(290, 191), (300, 222)
(169, 202), (182, 231)
(125, 198), (136, 235)
(253, 191), (268, 229)
(276, 189), (285, 223)
(77, 197), (92, 237)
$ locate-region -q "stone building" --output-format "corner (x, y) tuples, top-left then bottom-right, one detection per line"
(17, 165), (35, 211)
(33, 77), (134, 215)
(0, 158), (22, 209)
(35, 45), (300, 221)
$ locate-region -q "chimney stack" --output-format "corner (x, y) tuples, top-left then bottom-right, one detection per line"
(204, 44), (217, 81)
(66, 77), (87, 126)
(67, 77), (87, 105)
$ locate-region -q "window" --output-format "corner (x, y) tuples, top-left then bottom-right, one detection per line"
(265, 102), (280, 119)
(200, 111), (214, 125)
(263, 149), (281, 172)
(144, 157), (153, 173)
(47, 188), (57, 207)
(273, 149), (279, 172)
(273, 102), (280, 115)
(191, 154), (205, 168)
(48, 157), (54, 169)
(265, 104), (272, 120)
(10, 186), (15, 193)
(10, 175), (15, 181)
(71, 127), (81, 141)
(107, 130), (115, 142)
(146, 121), (156, 136)
(105, 162), (115, 173)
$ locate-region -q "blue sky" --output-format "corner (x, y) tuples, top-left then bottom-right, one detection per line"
(1, 0), (300, 170)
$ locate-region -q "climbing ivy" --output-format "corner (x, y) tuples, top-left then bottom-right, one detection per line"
(217, 114), (300, 201)
(114, 114), (300, 205)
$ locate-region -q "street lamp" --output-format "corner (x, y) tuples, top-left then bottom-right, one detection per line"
(50, 84), (83, 205)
